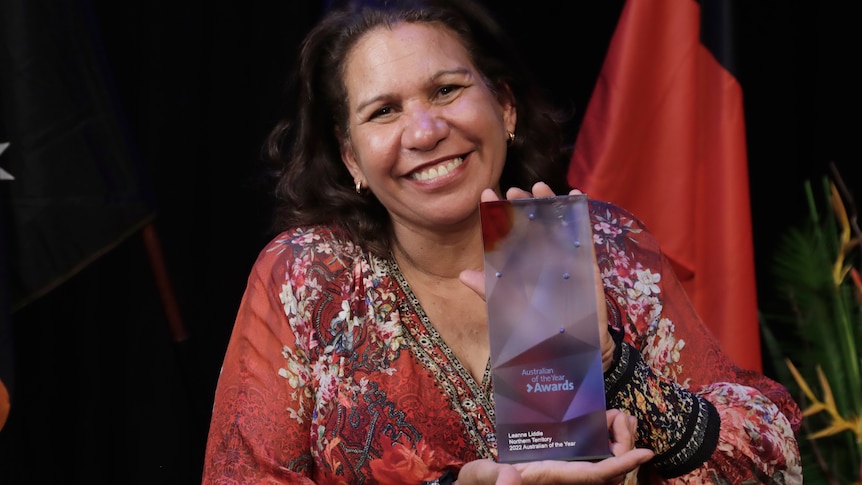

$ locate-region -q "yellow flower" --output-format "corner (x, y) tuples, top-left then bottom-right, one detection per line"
(786, 359), (862, 441)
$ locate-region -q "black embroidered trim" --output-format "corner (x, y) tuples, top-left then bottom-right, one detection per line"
(655, 396), (720, 478)
(603, 324), (628, 389)
(604, 341), (721, 479)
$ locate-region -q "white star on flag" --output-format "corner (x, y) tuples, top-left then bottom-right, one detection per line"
(0, 142), (13, 180)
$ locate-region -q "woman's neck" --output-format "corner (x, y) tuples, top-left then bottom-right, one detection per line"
(391, 224), (484, 282)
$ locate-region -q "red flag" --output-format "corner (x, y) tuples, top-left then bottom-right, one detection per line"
(569, 0), (761, 371)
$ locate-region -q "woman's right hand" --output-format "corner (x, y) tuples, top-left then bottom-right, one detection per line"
(455, 409), (654, 484)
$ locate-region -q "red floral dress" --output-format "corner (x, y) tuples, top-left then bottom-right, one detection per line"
(202, 200), (802, 484)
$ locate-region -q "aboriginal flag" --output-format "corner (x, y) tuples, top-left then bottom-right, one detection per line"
(568, 0), (761, 371)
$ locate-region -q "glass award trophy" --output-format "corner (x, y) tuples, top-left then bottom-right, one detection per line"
(480, 194), (611, 463)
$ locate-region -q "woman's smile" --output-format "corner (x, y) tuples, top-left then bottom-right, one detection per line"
(409, 156), (464, 182)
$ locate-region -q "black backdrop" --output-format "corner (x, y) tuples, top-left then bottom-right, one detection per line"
(0, 1), (858, 483)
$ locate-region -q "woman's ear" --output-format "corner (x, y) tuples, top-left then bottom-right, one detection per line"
(338, 130), (362, 181)
(498, 83), (517, 135)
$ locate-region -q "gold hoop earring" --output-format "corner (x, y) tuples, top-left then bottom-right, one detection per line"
(506, 130), (515, 144)
(355, 180), (362, 194)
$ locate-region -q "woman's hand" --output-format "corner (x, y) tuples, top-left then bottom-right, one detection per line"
(460, 182), (617, 371)
(456, 459), (521, 485)
(455, 409), (653, 484)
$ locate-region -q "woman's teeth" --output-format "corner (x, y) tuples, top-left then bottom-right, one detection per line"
(411, 157), (463, 181)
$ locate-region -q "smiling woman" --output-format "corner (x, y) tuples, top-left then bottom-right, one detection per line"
(200, 1), (802, 484)
(0, 1), (855, 484)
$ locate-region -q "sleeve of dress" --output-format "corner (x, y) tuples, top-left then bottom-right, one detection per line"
(594, 201), (803, 484)
(201, 244), (317, 484)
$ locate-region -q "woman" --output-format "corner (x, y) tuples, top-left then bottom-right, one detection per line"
(202, 1), (801, 483)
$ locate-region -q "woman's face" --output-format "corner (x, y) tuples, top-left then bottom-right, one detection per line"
(340, 22), (516, 235)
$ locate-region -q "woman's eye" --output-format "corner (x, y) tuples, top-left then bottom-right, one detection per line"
(438, 85), (461, 97)
(370, 106), (393, 119)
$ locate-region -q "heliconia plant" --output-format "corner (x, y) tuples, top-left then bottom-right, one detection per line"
(761, 165), (862, 485)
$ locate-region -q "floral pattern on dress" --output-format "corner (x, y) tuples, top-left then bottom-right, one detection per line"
(590, 200), (801, 484)
(202, 200), (802, 485)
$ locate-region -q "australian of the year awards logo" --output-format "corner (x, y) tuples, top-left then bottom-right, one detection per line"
(523, 367), (575, 393)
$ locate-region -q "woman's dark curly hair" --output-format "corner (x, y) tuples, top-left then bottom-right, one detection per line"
(266, 0), (570, 257)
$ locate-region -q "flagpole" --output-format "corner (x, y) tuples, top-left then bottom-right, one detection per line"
(141, 221), (188, 342)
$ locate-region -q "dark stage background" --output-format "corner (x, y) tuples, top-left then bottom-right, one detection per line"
(0, 1), (858, 483)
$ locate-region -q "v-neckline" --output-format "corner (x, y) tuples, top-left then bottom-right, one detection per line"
(384, 257), (493, 394)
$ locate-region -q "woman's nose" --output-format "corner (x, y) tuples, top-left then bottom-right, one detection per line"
(402, 106), (448, 150)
